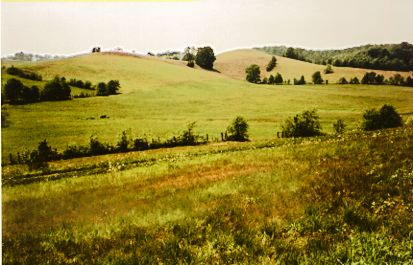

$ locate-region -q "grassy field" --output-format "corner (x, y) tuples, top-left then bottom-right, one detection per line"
(3, 126), (413, 263)
(2, 53), (413, 263)
(215, 49), (413, 83)
(2, 53), (413, 161)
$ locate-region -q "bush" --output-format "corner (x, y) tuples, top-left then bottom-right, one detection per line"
(41, 76), (71, 101)
(361, 72), (385, 85)
(338, 77), (348, 84)
(362, 104), (403, 131)
(4, 78), (40, 104)
(6, 66), (42, 81)
(266, 56), (277, 72)
(333, 119), (346, 134)
(312, 71), (324, 84)
(274, 73), (283, 84)
(294, 75), (306, 85)
(186, 61), (195, 68)
(245, 65), (261, 83)
(195, 47), (216, 70)
(96, 82), (108, 96)
(282, 109), (322, 137)
(226, 116), (249, 141)
(349, 77), (360, 84)
(107, 80), (120, 95)
(324, 64), (333, 74)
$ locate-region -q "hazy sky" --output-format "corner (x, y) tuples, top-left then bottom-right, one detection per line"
(1, 0), (413, 56)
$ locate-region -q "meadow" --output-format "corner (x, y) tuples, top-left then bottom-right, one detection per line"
(2, 53), (413, 161)
(2, 52), (413, 264)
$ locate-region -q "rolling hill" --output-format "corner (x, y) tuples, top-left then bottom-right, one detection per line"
(2, 51), (413, 264)
(2, 52), (413, 160)
(214, 49), (413, 83)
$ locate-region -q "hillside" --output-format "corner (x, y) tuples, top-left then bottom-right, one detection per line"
(215, 49), (413, 83)
(2, 52), (413, 160)
(256, 42), (413, 71)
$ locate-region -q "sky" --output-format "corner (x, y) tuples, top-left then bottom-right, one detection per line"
(1, 0), (413, 56)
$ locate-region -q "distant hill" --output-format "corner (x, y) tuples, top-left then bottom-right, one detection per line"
(2, 51), (65, 62)
(215, 49), (413, 83)
(256, 42), (413, 71)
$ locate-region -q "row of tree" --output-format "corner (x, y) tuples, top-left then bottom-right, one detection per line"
(3, 77), (70, 104)
(338, 73), (413, 86)
(3, 76), (121, 104)
(5, 66), (42, 81)
(68, 78), (94, 90)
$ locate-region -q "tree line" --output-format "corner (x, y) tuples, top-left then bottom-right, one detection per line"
(9, 103), (406, 168)
(5, 65), (42, 81)
(2, 76), (121, 104)
(257, 42), (413, 71)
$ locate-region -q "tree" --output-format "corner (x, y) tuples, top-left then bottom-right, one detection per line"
(282, 109), (322, 137)
(312, 71), (324, 84)
(107, 80), (120, 95)
(338, 77), (348, 84)
(274, 73), (283, 84)
(362, 104), (402, 131)
(266, 56), (277, 72)
(182, 47), (195, 61)
(195, 47), (216, 70)
(41, 76), (71, 101)
(4, 78), (23, 104)
(96, 82), (108, 96)
(349, 77), (360, 84)
(285, 47), (297, 59)
(245, 64), (261, 83)
(268, 75), (275, 84)
(324, 64), (334, 74)
(227, 116), (249, 141)
(294, 75), (306, 85)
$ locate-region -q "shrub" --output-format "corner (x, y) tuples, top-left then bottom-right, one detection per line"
(338, 77), (348, 84)
(107, 80), (120, 95)
(333, 119), (346, 134)
(89, 136), (109, 155)
(349, 77), (360, 84)
(195, 47), (216, 70)
(362, 104), (403, 131)
(361, 72), (385, 85)
(41, 76), (71, 101)
(96, 82), (108, 96)
(186, 61), (195, 68)
(245, 64), (261, 83)
(179, 122), (199, 145)
(312, 71), (324, 84)
(274, 73), (283, 84)
(117, 130), (131, 152)
(282, 109), (322, 137)
(294, 75), (306, 85)
(6, 66), (42, 81)
(226, 116), (249, 141)
(324, 64), (334, 74)
(266, 56), (277, 72)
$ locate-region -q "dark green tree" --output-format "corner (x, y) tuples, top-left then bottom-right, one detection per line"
(266, 56), (277, 72)
(96, 82), (108, 96)
(274, 73), (283, 84)
(324, 64), (334, 74)
(312, 71), (324, 84)
(227, 116), (249, 141)
(338, 77), (348, 84)
(245, 64), (261, 83)
(4, 78), (23, 104)
(195, 47), (216, 70)
(41, 76), (71, 101)
(282, 109), (322, 137)
(107, 80), (120, 95)
(362, 104), (402, 131)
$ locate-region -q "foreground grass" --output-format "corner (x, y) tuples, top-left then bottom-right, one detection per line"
(3, 126), (413, 264)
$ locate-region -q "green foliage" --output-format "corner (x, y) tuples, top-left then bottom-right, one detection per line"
(294, 75), (306, 85)
(338, 77), (348, 84)
(274, 72), (283, 84)
(312, 71), (324, 84)
(361, 72), (385, 85)
(245, 64), (261, 83)
(96, 82), (108, 96)
(6, 65), (42, 81)
(4, 78), (41, 104)
(226, 116), (249, 141)
(349, 77), (360, 84)
(323, 64), (333, 74)
(41, 76), (71, 101)
(362, 104), (403, 131)
(258, 42), (413, 71)
(266, 56), (277, 72)
(186, 61), (195, 68)
(333, 119), (346, 134)
(182, 47), (196, 62)
(195, 47), (216, 70)
(107, 80), (120, 94)
(282, 109), (322, 137)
